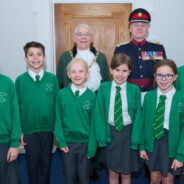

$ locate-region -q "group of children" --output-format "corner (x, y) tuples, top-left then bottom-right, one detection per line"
(1, 41), (184, 184)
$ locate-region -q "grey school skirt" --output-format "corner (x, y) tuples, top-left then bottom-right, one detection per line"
(145, 129), (184, 177)
(104, 124), (141, 174)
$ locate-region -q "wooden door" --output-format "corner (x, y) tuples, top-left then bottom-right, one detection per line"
(54, 3), (132, 66)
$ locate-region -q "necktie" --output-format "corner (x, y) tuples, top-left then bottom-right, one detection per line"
(35, 75), (40, 82)
(114, 86), (123, 131)
(152, 95), (166, 139)
(75, 90), (79, 97)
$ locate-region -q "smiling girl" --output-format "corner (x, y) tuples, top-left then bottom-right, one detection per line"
(140, 59), (184, 184)
(91, 53), (142, 184)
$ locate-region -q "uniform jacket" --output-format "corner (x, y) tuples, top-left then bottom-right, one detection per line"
(115, 40), (166, 92)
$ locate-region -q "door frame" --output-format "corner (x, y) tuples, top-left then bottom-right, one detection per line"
(52, 1), (134, 73)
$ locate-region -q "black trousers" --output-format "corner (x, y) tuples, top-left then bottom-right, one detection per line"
(24, 132), (53, 184)
(61, 142), (90, 184)
(0, 143), (20, 184)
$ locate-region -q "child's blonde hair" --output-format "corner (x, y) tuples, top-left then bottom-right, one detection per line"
(67, 58), (89, 72)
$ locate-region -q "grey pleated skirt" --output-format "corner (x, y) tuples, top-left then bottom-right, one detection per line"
(104, 124), (141, 174)
(145, 129), (184, 176)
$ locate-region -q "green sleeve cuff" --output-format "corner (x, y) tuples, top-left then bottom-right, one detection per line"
(98, 141), (107, 147)
(175, 154), (184, 162)
(131, 143), (138, 150)
(139, 144), (145, 151)
(10, 141), (20, 147)
(59, 141), (67, 148)
(87, 151), (96, 158)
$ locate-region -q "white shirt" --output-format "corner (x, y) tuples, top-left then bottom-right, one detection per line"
(108, 81), (132, 126)
(28, 69), (44, 81)
(157, 87), (176, 130)
(76, 49), (102, 91)
(71, 84), (87, 96)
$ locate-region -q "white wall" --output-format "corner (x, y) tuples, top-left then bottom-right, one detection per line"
(0, 0), (183, 81)
(149, 0), (184, 66)
(0, 0), (54, 80)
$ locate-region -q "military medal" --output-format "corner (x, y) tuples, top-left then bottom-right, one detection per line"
(141, 51), (163, 60)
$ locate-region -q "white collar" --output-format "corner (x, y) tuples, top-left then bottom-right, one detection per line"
(112, 80), (126, 90)
(28, 69), (44, 81)
(77, 48), (90, 53)
(71, 84), (87, 96)
(157, 87), (176, 99)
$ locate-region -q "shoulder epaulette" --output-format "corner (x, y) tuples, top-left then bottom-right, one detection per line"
(116, 41), (129, 47)
(149, 40), (162, 45)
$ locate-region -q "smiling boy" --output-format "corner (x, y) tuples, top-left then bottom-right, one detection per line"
(15, 41), (59, 184)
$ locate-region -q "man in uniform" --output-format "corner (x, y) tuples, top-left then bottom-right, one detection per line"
(114, 9), (167, 181)
(114, 8), (166, 93)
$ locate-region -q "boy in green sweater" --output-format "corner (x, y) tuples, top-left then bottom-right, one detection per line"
(15, 41), (59, 184)
(0, 74), (21, 184)
(55, 58), (96, 184)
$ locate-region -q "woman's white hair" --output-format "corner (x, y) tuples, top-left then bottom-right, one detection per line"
(74, 24), (93, 35)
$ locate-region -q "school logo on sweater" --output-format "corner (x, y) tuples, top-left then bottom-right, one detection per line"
(45, 84), (53, 92)
(178, 102), (184, 112)
(82, 101), (91, 110)
(0, 92), (7, 103)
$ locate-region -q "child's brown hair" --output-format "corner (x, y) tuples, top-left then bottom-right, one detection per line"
(153, 59), (177, 87)
(111, 53), (132, 70)
(23, 41), (45, 57)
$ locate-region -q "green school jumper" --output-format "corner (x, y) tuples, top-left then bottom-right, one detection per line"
(15, 71), (59, 134)
(56, 50), (110, 88)
(88, 81), (142, 157)
(0, 74), (21, 147)
(54, 86), (96, 156)
(175, 66), (184, 92)
(141, 89), (184, 162)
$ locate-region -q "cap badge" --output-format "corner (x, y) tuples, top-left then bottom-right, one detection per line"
(138, 12), (142, 17)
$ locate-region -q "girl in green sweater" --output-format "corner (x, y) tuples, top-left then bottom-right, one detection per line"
(91, 53), (142, 184)
(140, 59), (184, 184)
(55, 58), (96, 184)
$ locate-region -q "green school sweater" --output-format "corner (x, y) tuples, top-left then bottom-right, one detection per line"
(0, 74), (21, 147)
(15, 71), (59, 134)
(89, 81), (142, 157)
(175, 66), (184, 92)
(54, 86), (96, 151)
(56, 50), (110, 88)
(141, 89), (184, 162)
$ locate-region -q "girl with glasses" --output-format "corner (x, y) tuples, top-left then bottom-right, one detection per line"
(140, 59), (184, 184)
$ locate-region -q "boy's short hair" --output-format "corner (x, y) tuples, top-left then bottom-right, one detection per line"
(67, 58), (88, 72)
(111, 53), (132, 70)
(23, 41), (45, 57)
